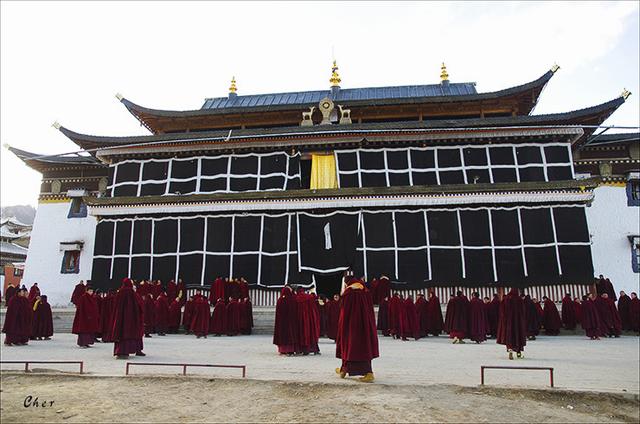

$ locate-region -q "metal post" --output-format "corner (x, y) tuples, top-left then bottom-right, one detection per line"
(25, 362), (29, 373)
(183, 365), (187, 376)
(80, 362), (84, 374)
(480, 366), (484, 385)
(242, 366), (246, 378)
(550, 368), (554, 388)
(125, 363), (130, 376)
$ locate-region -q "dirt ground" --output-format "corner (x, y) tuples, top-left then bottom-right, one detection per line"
(1, 373), (638, 423)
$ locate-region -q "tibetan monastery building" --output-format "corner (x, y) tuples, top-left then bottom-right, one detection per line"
(10, 63), (636, 306)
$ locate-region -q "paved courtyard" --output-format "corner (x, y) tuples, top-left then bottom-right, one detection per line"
(2, 333), (638, 394)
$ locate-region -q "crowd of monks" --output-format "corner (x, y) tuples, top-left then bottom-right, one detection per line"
(1, 283), (53, 345)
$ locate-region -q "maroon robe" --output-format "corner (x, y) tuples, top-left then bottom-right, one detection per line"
(209, 299), (227, 335)
(238, 280), (250, 300)
(176, 280), (186, 306)
(596, 278), (617, 301)
(273, 286), (298, 353)
(617, 294), (632, 331)
(449, 295), (469, 339)
(294, 290), (313, 352)
(336, 281), (379, 376)
(426, 294), (444, 336)
(388, 295), (402, 338)
(542, 298), (562, 335)
(402, 297), (420, 340)
(28, 284), (41, 304)
(155, 293), (170, 335)
(581, 297), (605, 338)
(326, 298), (341, 340)
(189, 295), (210, 337)
(319, 299), (327, 337)
(209, 278), (225, 305)
(2, 294), (32, 344)
(524, 296), (541, 337)
(487, 295), (500, 338)
(112, 279), (144, 356)
(574, 300), (582, 325)
(377, 297), (389, 336)
(182, 298), (195, 332)
(5, 285), (17, 306)
(72, 292), (100, 346)
(369, 278), (379, 305)
(376, 277), (391, 306)
(468, 297), (488, 343)
(152, 282), (163, 298)
(225, 298), (241, 336)
(308, 295), (321, 352)
(143, 294), (156, 335)
(629, 297), (640, 333)
(239, 299), (252, 335)
(595, 296), (621, 336)
(497, 289), (527, 353)
(166, 280), (178, 303)
(137, 282), (150, 298)
(31, 295), (54, 339)
(561, 295), (577, 330)
(444, 295), (455, 334)
(168, 299), (182, 333)
(70, 283), (85, 305)
(100, 292), (116, 342)
(415, 296), (429, 338)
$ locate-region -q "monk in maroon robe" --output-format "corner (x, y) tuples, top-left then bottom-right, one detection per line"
(444, 292), (456, 334)
(523, 295), (540, 340)
(182, 295), (195, 334)
(377, 296), (389, 336)
(388, 293), (402, 338)
(28, 283), (41, 305)
(176, 279), (186, 306)
(573, 297), (582, 325)
(209, 298), (227, 336)
(595, 275), (617, 301)
(155, 292), (170, 336)
(469, 292), (488, 343)
(629, 292), (640, 333)
(617, 291), (632, 331)
(595, 293), (622, 337)
(485, 296), (500, 339)
(143, 293), (156, 337)
(326, 294), (341, 340)
(137, 280), (150, 298)
(561, 293), (577, 330)
(415, 294), (429, 338)
(377, 276), (391, 306)
(542, 296), (562, 335)
(426, 291), (444, 336)
(239, 298), (252, 335)
(72, 286), (100, 347)
(209, 278), (224, 305)
(369, 278), (379, 305)
(294, 288), (313, 353)
(318, 296), (328, 337)
(273, 286), (298, 354)
(226, 297), (241, 336)
(4, 283), (17, 306)
(497, 289), (527, 359)
(3, 287), (32, 345)
(31, 295), (54, 340)
(449, 291), (469, 343)
(581, 294), (605, 339)
(402, 296), (420, 340)
(166, 280), (178, 303)
(168, 297), (182, 333)
(335, 279), (379, 382)
(100, 291), (116, 342)
(190, 292), (210, 338)
(238, 278), (250, 300)
(71, 281), (86, 305)
(112, 278), (145, 358)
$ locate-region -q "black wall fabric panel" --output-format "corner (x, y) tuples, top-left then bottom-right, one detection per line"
(521, 209), (554, 244)
(395, 212), (426, 248)
(495, 248), (525, 282)
(207, 217), (232, 252)
(364, 213), (394, 248)
(558, 245), (593, 281)
(262, 216), (289, 253)
(114, 221), (132, 255)
(142, 161), (168, 181)
(180, 218), (204, 252)
(298, 213), (359, 273)
(205, 255), (230, 283)
(460, 210), (490, 246)
(431, 249), (463, 281)
(178, 254), (203, 285)
(202, 158), (228, 176)
(427, 211), (459, 246)
(397, 250), (428, 283)
(153, 256), (176, 283)
(553, 207), (589, 243)
(464, 249), (494, 282)
(132, 220), (152, 254)
(131, 256), (151, 281)
(233, 254), (258, 282)
(260, 255), (287, 286)
(91, 258), (111, 287)
(491, 210), (520, 246)
(94, 221), (114, 256)
(234, 216), (261, 252)
(154, 220), (178, 254)
(171, 159), (197, 179)
(115, 163), (140, 183)
(463, 148), (487, 166)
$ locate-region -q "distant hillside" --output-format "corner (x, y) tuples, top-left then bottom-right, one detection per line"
(1, 205), (36, 225)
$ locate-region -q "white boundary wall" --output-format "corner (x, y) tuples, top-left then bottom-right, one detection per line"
(22, 202), (97, 306)
(586, 185), (640, 296)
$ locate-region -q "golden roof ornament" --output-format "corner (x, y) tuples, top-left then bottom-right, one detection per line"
(621, 88), (631, 100)
(440, 62), (449, 82)
(330, 60), (341, 87)
(229, 76), (237, 94)
(551, 63), (560, 73)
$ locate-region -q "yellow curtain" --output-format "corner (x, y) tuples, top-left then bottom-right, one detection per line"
(310, 154), (338, 190)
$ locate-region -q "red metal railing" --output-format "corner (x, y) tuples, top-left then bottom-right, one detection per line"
(481, 365), (554, 387)
(125, 362), (246, 378)
(0, 360), (84, 374)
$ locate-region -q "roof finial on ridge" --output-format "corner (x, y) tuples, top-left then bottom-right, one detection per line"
(52, 121), (61, 130)
(229, 76), (237, 94)
(330, 60), (341, 87)
(440, 62), (449, 83)
(621, 88), (631, 100)
(551, 63), (560, 73)
(115, 93), (124, 101)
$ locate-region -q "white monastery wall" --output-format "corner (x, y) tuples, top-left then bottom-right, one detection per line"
(586, 185), (640, 296)
(23, 201), (97, 306)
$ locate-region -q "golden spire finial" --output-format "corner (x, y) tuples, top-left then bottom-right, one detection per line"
(330, 60), (341, 87)
(440, 62), (449, 82)
(621, 88), (631, 100)
(229, 76), (237, 94)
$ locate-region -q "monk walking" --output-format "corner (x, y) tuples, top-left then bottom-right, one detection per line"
(273, 286), (297, 355)
(561, 293), (577, 330)
(155, 292), (170, 336)
(542, 296), (562, 335)
(209, 298), (227, 336)
(497, 289), (527, 360)
(31, 295), (53, 340)
(426, 291), (444, 337)
(335, 278), (379, 383)
(469, 292), (488, 343)
(112, 278), (145, 359)
(3, 287), (32, 345)
(72, 285), (100, 348)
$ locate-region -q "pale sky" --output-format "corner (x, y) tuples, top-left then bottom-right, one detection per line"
(1, 1), (639, 207)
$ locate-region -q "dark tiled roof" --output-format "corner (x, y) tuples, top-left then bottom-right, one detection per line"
(59, 95), (625, 151)
(585, 132), (639, 145)
(202, 83), (477, 110)
(8, 146), (105, 170)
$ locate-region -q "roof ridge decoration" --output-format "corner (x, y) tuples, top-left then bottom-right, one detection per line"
(440, 62), (449, 83)
(229, 77), (237, 96)
(330, 60), (341, 87)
